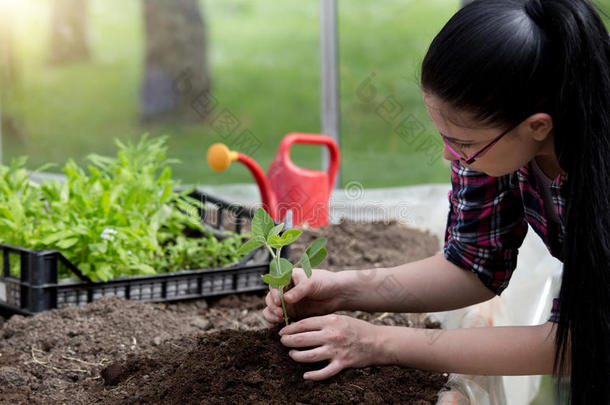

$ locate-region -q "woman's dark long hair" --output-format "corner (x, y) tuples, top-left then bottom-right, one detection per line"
(421, 0), (610, 403)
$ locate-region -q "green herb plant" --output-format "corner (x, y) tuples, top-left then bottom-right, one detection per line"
(237, 208), (327, 326)
(0, 135), (245, 281)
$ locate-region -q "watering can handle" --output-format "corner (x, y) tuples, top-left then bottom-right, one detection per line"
(280, 132), (340, 190)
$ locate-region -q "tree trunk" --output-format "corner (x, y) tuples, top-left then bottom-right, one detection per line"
(48, 0), (90, 65)
(140, 0), (211, 123)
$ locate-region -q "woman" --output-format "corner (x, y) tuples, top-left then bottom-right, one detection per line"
(263, 0), (610, 402)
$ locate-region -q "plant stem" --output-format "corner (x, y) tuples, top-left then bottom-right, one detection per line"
(266, 244), (289, 324)
(276, 246), (282, 275)
(266, 245), (276, 258)
(275, 246), (290, 325)
(279, 286), (289, 326)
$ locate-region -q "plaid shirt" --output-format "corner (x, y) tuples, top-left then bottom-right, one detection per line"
(443, 160), (568, 323)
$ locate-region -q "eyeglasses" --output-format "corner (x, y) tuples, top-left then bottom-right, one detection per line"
(441, 123), (519, 164)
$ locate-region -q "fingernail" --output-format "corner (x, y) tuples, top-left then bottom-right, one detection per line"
(285, 293), (292, 300)
(278, 328), (284, 336)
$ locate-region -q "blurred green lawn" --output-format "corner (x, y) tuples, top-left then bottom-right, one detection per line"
(3, 0), (459, 188)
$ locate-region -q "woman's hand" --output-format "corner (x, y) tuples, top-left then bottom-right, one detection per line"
(278, 314), (381, 380)
(262, 268), (348, 325)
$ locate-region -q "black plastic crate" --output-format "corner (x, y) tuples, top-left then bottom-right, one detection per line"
(0, 189), (275, 315)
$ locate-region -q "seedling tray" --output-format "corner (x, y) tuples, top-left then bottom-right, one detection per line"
(0, 189), (274, 315)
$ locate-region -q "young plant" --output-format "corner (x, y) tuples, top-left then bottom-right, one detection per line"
(0, 136), (246, 281)
(237, 208), (327, 326)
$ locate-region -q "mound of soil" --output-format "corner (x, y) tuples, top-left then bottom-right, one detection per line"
(291, 218), (440, 270)
(0, 297), (208, 404)
(97, 327), (446, 405)
(0, 220), (445, 404)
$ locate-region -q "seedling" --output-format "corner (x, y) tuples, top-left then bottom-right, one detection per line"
(0, 136), (245, 281)
(237, 208), (327, 326)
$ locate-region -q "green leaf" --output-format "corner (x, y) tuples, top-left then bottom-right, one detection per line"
(109, 184), (125, 205)
(63, 166), (80, 179)
(101, 191), (111, 216)
(8, 194), (24, 224)
(158, 166), (172, 183)
(89, 243), (107, 254)
(56, 238), (79, 250)
(269, 257), (293, 277)
(159, 183), (172, 202)
(181, 194), (205, 210)
(71, 224), (90, 236)
(79, 263), (91, 276)
(133, 264), (156, 275)
(267, 223), (285, 240)
(59, 181), (69, 203)
(280, 229), (302, 245)
(95, 264), (114, 282)
(0, 218), (15, 230)
(308, 247), (327, 268)
(41, 230), (75, 245)
(32, 163), (56, 174)
(236, 236), (265, 256)
(251, 208), (274, 238)
(267, 235), (283, 249)
(0, 207), (13, 220)
(261, 271), (292, 288)
(305, 237), (327, 257)
(300, 252), (312, 277)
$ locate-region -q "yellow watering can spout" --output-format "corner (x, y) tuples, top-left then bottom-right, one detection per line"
(207, 143), (239, 172)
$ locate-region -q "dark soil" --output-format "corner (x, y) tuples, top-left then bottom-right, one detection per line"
(97, 327), (446, 405)
(291, 218), (440, 270)
(0, 220), (446, 404)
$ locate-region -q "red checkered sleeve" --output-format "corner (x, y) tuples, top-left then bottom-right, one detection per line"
(444, 161), (529, 295)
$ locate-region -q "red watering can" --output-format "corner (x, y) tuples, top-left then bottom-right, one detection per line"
(207, 133), (340, 227)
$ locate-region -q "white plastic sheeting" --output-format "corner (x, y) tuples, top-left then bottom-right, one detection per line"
(198, 183), (562, 405)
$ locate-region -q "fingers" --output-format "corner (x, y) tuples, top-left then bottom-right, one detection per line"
(266, 291), (285, 313)
(265, 289), (280, 308)
(270, 287), (285, 307)
(271, 288), (282, 306)
(263, 290), (285, 324)
(283, 269), (311, 305)
(279, 315), (331, 336)
(263, 293), (284, 324)
(288, 345), (329, 363)
(303, 360), (344, 381)
(280, 330), (326, 348)
(263, 270), (315, 326)
(262, 306), (283, 325)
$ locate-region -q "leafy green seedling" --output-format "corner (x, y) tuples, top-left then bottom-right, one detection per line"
(0, 136), (246, 281)
(237, 208), (327, 326)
